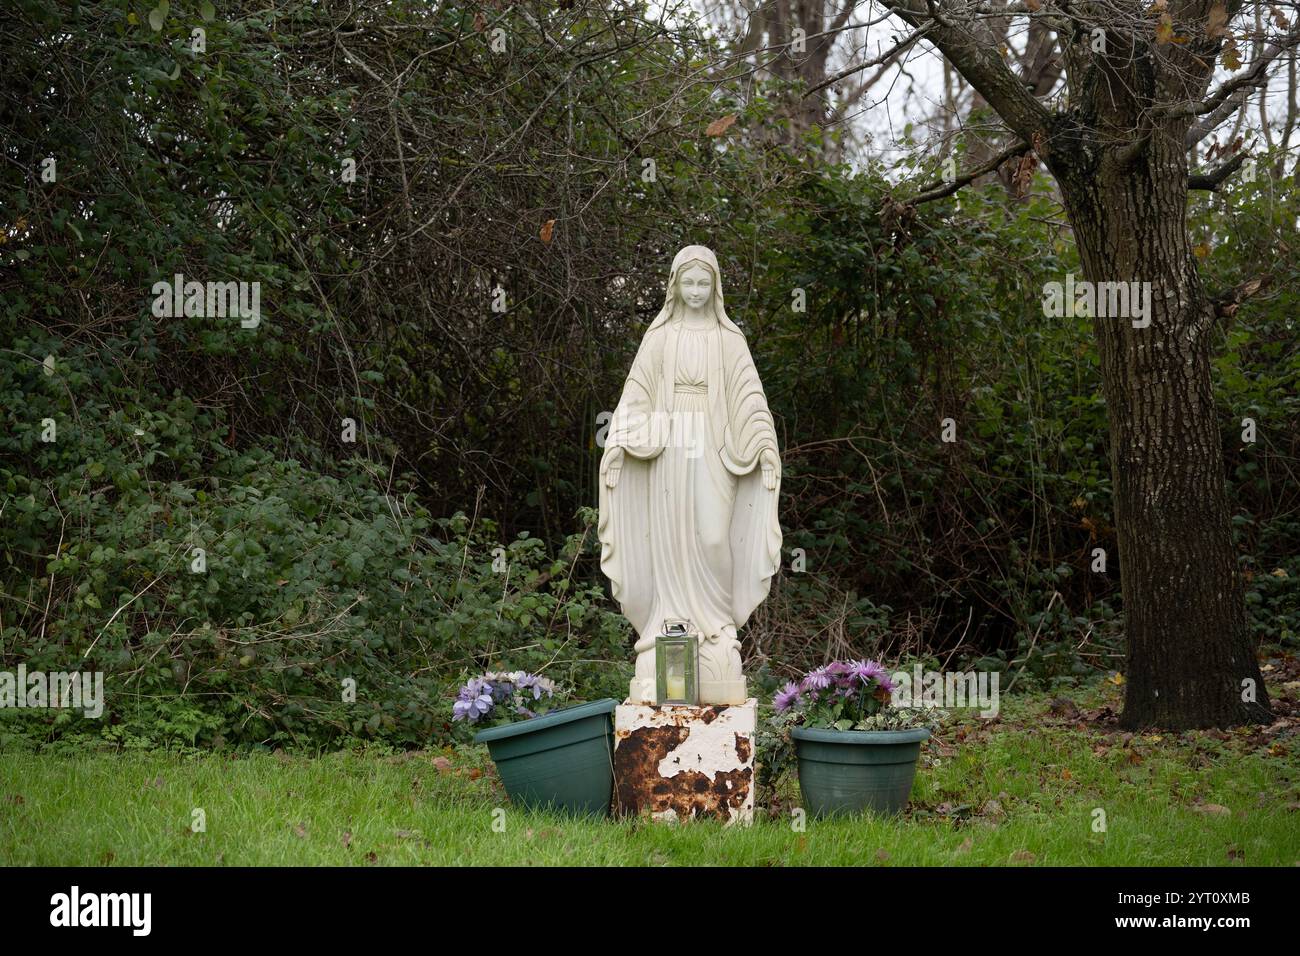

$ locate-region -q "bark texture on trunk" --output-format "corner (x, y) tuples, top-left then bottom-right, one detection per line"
(876, 0), (1278, 729)
(1049, 127), (1271, 729)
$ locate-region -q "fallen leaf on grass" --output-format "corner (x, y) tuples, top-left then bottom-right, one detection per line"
(467, 768), (482, 781)
(954, 837), (974, 855)
(1010, 849), (1036, 864)
(292, 823), (308, 839)
(432, 756), (452, 773)
(875, 848), (891, 864)
(929, 741), (957, 761)
(1192, 803), (1231, 817)
(365, 851), (378, 864)
(341, 830), (352, 849)
(1049, 697), (1080, 718)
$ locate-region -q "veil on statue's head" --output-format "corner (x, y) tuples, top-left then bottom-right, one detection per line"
(645, 244), (743, 334)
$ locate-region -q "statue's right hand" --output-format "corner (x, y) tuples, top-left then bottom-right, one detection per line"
(605, 447), (624, 488)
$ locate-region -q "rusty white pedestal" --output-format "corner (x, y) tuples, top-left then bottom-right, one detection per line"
(613, 698), (757, 825)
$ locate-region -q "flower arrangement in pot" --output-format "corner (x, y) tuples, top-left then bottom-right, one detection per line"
(767, 660), (939, 817)
(454, 671), (618, 817)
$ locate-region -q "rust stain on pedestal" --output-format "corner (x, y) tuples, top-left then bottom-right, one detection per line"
(614, 724), (752, 822)
(734, 733), (751, 763)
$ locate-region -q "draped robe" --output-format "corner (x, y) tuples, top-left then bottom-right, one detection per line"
(598, 316), (782, 694)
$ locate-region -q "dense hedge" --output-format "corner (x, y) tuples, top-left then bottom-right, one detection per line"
(0, 335), (631, 749)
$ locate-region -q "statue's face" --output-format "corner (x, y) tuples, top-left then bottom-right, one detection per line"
(677, 262), (713, 311)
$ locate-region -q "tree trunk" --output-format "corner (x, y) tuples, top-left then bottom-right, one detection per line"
(874, 0), (1283, 730)
(1049, 131), (1272, 730)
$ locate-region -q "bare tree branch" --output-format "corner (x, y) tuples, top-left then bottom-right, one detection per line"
(804, 22), (936, 97)
(1188, 150), (1247, 189)
(1168, 23), (1300, 122)
(1187, 88), (1252, 148)
(904, 137), (1032, 203)
(874, 0), (1054, 142)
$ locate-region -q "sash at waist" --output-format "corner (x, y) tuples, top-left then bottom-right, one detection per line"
(673, 383), (706, 394)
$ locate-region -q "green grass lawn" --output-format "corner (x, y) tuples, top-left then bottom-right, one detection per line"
(2, 682), (1297, 866)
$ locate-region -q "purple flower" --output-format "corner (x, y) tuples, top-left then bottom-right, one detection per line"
(850, 659), (895, 692)
(454, 670), (563, 724)
(773, 681), (801, 713)
(453, 675), (500, 723)
(802, 666), (832, 691)
(452, 692), (493, 722)
(516, 673), (556, 701)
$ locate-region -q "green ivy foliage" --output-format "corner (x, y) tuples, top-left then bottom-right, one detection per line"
(0, 339), (630, 749)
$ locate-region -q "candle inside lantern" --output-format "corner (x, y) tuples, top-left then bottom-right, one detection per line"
(655, 622), (698, 705)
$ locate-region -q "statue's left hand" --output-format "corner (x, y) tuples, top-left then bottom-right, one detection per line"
(605, 446), (624, 488)
(760, 448), (780, 491)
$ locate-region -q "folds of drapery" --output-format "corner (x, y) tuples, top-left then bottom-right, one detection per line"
(598, 321), (781, 644)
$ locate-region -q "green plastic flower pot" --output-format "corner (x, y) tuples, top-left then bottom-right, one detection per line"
(473, 698), (618, 816)
(790, 725), (930, 817)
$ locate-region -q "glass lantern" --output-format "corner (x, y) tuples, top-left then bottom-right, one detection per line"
(655, 619), (699, 706)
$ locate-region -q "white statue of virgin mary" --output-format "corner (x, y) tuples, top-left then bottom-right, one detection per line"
(598, 245), (782, 705)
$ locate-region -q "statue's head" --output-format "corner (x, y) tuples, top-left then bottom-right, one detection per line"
(647, 244), (740, 334)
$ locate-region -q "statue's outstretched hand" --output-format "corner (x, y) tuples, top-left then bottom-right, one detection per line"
(760, 448), (780, 491)
(605, 446), (624, 488)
